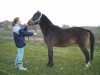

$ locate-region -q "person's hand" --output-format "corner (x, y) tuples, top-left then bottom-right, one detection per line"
(34, 32), (37, 35)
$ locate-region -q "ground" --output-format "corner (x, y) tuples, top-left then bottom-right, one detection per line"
(0, 40), (100, 75)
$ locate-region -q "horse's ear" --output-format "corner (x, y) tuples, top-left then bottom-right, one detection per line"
(37, 10), (41, 13)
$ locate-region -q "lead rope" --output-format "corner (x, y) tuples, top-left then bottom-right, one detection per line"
(28, 25), (37, 47)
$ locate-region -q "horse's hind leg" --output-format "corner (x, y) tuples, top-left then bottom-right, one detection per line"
(47, 44), (54, 67)
(78, 44), (90, 68)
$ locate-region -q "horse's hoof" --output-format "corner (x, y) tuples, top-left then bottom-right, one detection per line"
(47, 63), (54, 67)
(85, 62), (91, 70)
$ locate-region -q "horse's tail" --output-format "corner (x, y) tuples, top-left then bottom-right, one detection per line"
(86, 29), (95, 60)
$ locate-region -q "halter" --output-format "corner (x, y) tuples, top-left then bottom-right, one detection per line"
(28, 12), (42, 44)
(31, 12), (42, 26)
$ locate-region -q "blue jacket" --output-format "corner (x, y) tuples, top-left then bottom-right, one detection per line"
(13, 24), (33, 48)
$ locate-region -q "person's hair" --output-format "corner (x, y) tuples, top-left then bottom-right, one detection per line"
(12, 17), (19, 26)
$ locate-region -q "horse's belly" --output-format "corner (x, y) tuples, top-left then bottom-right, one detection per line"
(54, 44), (70, 47)
(53, 39), (76, 47)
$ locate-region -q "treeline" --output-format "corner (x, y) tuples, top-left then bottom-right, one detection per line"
(0, 20), (12, 30)
(0, 20), (100, 41)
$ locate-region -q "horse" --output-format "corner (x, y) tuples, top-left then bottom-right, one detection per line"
(30, 11), (95, 68)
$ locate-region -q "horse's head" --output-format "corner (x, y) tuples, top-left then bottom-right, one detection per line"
(31, 11), (42, 26)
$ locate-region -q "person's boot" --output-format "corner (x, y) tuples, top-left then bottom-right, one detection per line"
(18, 63), (27, 70)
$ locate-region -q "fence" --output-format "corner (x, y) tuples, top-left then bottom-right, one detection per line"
(0, 28), (44, 43)
(0, 27), (100, 43)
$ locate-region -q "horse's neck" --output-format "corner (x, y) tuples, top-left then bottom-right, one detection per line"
(40, 14), (53, 26)
(39, 14), (53, 35)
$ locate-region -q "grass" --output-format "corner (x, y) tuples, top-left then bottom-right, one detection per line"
(0, 39), (100, 75)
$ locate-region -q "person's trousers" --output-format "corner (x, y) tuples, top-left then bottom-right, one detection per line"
(15, 47), (24, 64)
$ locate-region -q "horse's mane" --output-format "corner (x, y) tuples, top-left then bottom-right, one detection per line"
(41, 14), (62, 30)
(42, 14), (53, 25)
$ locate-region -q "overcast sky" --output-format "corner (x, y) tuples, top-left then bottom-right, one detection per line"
(0, 0), (100, 27)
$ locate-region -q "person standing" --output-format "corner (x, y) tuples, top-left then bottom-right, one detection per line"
(12, 17), (33, 70)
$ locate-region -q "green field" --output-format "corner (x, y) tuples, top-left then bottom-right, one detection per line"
(0, 40), (100, 75)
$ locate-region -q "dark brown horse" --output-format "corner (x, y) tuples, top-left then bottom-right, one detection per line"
(31, 11), (95, 68)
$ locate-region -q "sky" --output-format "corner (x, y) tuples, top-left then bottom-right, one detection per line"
(0, 0), (100, 27)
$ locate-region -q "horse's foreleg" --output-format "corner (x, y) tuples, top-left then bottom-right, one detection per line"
(47, 45), (54, 67)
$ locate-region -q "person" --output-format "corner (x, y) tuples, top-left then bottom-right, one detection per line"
(12, 17), (33, 70)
